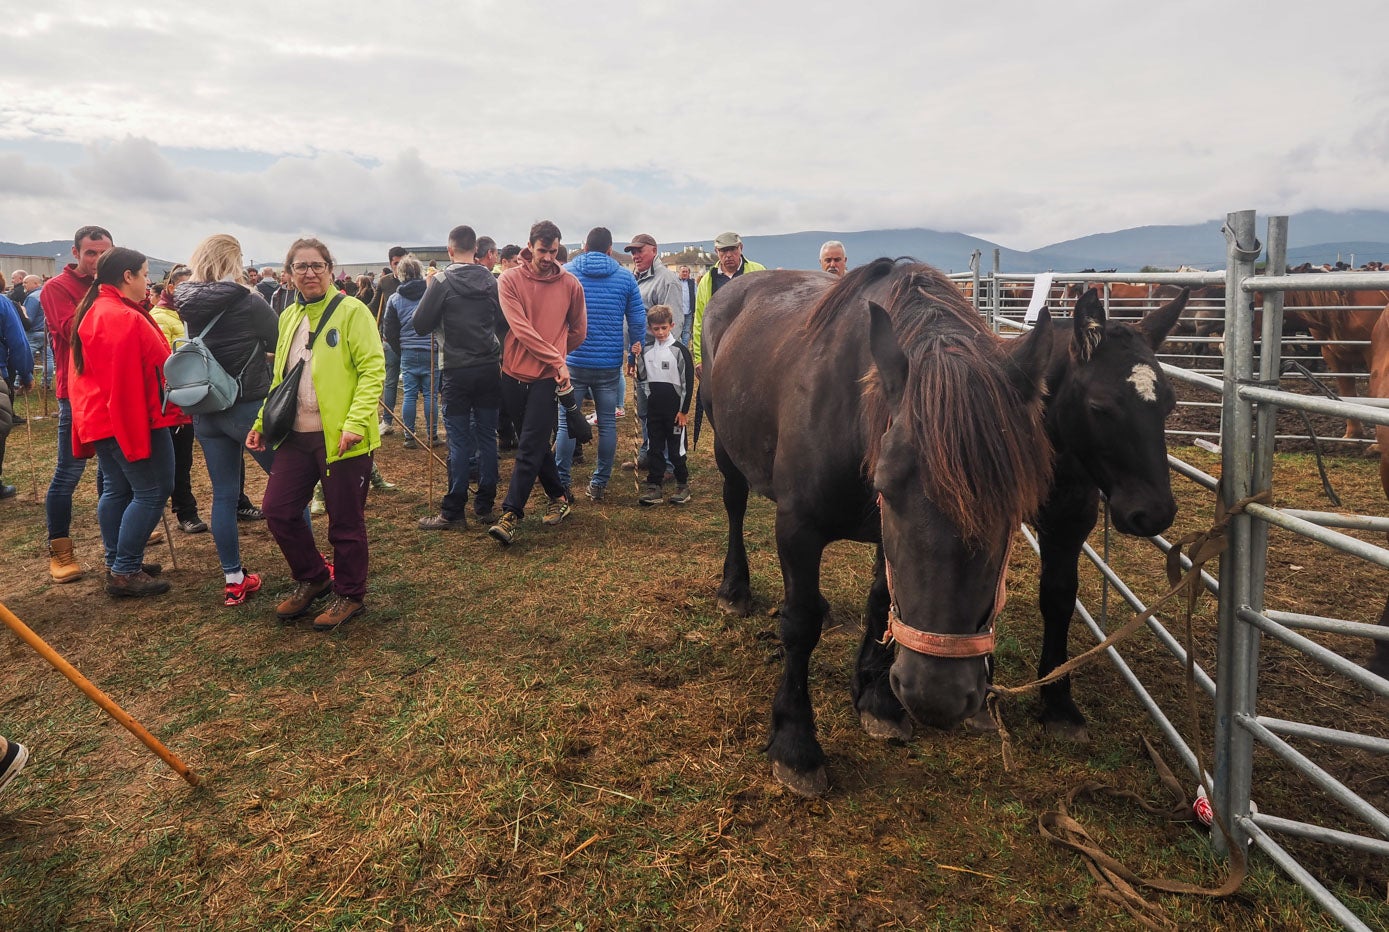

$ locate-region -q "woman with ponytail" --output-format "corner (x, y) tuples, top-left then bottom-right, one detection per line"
(69, 247), (183, 598)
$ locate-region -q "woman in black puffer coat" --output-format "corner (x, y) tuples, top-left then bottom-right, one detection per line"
(174, 234), (280, 608)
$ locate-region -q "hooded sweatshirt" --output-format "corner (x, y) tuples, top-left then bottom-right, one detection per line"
(383, 277), (431, 354)
(563, 251), (645, 371)
(496, 252), (586, 383)
(412, 261), (506, 370)
(173, 281), (280, 403)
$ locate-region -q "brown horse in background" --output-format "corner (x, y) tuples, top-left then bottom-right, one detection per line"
(1282, 288), (1389, 440)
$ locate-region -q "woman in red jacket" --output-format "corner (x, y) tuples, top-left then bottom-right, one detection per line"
(69, 247), (185, 598)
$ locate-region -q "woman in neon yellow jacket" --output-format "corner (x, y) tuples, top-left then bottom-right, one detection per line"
(247, 237), (385, 632)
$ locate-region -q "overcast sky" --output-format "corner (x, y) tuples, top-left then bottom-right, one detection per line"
(2, 0), (1386, 265)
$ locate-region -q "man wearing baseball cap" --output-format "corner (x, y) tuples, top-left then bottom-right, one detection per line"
(691, 232), (765, 379)
(623, 233), (686, 469)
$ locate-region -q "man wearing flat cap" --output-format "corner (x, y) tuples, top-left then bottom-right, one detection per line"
(691, 231), (765, 379)
(624, 233), (687, 467)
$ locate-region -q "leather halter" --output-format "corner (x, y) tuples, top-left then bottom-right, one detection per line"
(876, 492), (1012, 659)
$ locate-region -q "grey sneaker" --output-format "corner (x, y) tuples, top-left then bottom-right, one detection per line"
(0, 738), (28, 795)
(639, 484), (663, 506)
(489, 511), (521, 546)
(668, 484), (691, 505)
(418, 513), (467, 531)
(585, 483), (605, 502)
(542, 493), (573, 526)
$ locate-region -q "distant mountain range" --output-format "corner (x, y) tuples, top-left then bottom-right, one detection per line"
(675, 209), (1389, 273)
(7, 209), (1389, 277)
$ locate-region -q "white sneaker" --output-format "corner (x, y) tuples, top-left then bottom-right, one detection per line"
(379, 419), (395, 436)
(0, 739), (28, 795)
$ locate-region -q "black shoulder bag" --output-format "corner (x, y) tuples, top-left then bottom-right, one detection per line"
(260, 295), (343, 448)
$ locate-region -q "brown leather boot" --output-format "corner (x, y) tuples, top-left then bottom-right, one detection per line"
(48, 537), (83, 584)
(105, 570), (171, 598)
(275, 576), (333, 623)
(312, 595), (365, 632)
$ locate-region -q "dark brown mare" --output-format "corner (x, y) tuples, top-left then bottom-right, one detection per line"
(701, 259), (1055, 796)
(1362, 299), (1389, 679)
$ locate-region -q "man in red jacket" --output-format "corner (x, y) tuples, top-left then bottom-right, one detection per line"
(41, 225), (113, 582)
(487, 220), (586, 546)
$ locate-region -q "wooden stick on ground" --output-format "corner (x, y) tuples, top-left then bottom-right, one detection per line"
(0, 600), (200, 786)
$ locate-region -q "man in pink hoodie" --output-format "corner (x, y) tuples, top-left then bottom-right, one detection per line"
(488, 220), (586, 546)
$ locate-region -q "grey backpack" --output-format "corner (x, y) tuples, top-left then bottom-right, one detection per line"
(163, 309), (253, 414)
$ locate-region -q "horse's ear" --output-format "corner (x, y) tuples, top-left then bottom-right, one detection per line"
(1137, 286), (1188, 351)
(1072, 288), (1105, 362)
(868, 301), (908, 409)
(1007, 307), (1053, 402)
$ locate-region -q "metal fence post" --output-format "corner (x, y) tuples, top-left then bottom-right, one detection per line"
(1213, 209), (1261, 856)
(1250, 217), (1288, 613)
(990, 248), (1001, 333)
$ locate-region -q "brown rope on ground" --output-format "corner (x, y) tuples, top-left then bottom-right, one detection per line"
(989, 489), (1269, 925)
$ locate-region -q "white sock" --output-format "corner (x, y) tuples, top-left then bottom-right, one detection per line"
(225, 570), (245, 585)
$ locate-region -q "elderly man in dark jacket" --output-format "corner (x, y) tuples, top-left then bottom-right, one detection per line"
(411, 225), (506, 529)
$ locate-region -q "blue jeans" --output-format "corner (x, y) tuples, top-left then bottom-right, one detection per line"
(440, 365), (499, 519)
(555, 366), (620, 491)
(93, 428), (174, 575)
(195, 398), (276, 575)
(399, 347), (438, 439)
(45, 398), (89, 540)
(381, 343), (400, 425)
(28, 330), (52, 388)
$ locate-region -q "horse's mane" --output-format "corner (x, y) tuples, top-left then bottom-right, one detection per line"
(808, 258), (1052, 551)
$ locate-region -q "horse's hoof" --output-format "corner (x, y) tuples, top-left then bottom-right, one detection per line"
(962, 706), (997, 736)
(717, 594), (752, 617)
(772, 761), (829, 797)
(1365, 443), (1380, 458)
(1043, 719), (1091, 743)
(860, 710), (912, 741)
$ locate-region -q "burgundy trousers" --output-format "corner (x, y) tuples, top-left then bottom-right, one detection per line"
(262, 431), (372, 600)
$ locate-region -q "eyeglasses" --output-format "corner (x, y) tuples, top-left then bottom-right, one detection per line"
(291, 261), (329, 274)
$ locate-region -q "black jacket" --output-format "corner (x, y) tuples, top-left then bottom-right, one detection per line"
(412, 262), (506, 370)
(173, 281), (280, 403)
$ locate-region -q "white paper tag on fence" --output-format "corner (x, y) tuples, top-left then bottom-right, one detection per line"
(1024, 273), (1053, 324)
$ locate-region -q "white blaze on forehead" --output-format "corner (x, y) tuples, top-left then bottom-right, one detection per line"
(1128, 363), (1159, 403)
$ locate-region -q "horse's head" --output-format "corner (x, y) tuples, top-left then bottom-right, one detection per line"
(1050, 287), (1186, 536)
(867, 299), (1054, 729)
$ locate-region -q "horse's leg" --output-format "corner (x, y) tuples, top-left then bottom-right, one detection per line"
(766, 511), (830, 796)
(714, 438), (752, 617)
(1036, 502), (1095, 742)
(1325, 347), (1365, 440)
(852, 546), (912, 741)
(1370, 589), (1389, 681)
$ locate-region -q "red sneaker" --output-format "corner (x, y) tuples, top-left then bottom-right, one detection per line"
(224, 571), (263, 607)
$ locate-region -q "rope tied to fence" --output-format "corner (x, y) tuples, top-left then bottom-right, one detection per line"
(985, 489), (1271, 926)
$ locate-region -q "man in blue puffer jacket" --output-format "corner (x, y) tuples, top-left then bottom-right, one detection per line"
(557, 227), (645, 501)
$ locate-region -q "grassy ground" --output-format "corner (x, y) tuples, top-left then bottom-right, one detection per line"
(0, 388), (1385, 930)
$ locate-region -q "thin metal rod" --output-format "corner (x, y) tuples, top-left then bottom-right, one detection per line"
(1237, 384), (1389, 429)
(1279, 509), (1389, 532)
(1254, 716), (1389, 756)
(1238, 817), (1376, 932)
(1243, 272), (1389, 291)
(1263, 609), (1389, 643)
(1244, 503), (1389, 571)
(1237, 607), (1389, 697)
(1235, 713), (1389, 839)
(1248, 813), (1389, 858)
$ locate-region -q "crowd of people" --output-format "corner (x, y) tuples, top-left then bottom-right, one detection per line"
(0, 224), (864, 793)
(2, 223), (856, 610)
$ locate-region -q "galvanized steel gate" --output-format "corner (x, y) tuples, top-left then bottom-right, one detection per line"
(964, 213), (1389, 930)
